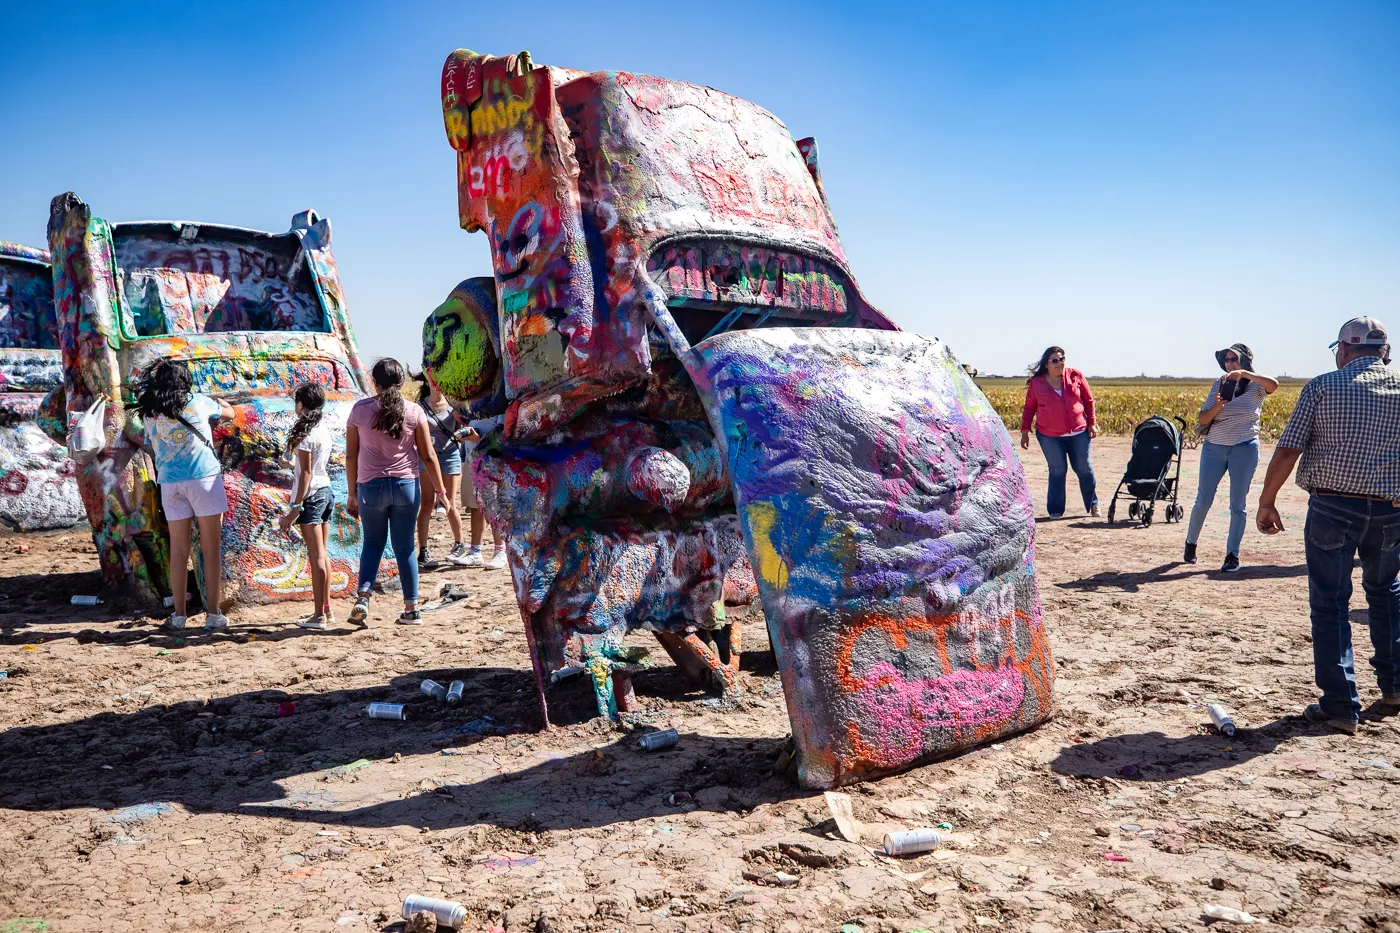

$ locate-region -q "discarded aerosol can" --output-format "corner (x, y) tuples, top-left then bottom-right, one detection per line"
(366, 702), (407, 721)
(420, 679), (448, 703)
(639, 728), (679, 751)
(1208, 704), (1236, 737)
(445, 680), (464, 707)
(401, 894), (467, 928)
(883, 829), (942, 856)
(70, 595), (102, 606)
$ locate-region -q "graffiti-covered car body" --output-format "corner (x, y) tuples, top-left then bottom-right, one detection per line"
(432, 51), (1055, 788)
(0, 242), (84, 530)
(46, 194), (374, 607)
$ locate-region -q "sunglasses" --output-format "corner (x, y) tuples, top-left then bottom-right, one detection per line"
(1049, 356), (1065, 364)
(1223, 354), (1239, 363)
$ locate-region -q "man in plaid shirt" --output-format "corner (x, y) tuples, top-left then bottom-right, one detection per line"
(1257, 317), (1400, 734)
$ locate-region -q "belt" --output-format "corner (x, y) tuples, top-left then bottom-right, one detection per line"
(1312, 489), (1400, 507)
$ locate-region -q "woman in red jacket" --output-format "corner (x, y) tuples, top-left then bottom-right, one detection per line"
(1020, 346), (1100, 518)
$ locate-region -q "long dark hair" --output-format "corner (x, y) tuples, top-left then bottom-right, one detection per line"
(409, 369), (433, 403)
(134, 358), (194, 419)
(284, 382), (326, 456)
(370, 358), (406, 440)
(1026, 346), (1066, 384)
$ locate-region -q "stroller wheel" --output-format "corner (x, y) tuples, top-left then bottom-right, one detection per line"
(1128, 502), (1140, 520)
(1107, 501), (1117, 523)
(1141, 507), (1154, 527)
(1172, 505), (1184, 521)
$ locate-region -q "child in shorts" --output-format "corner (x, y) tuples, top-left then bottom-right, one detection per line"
(278, 382), (335, 630)
(135, 358), (234, 631)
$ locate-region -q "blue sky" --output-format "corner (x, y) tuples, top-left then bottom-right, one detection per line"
(2, 1), (1396, 378)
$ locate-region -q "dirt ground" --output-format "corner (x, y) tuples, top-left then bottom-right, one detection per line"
(1, 437), (1398, 933)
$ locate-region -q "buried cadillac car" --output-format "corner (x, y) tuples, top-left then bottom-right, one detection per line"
(0, 242), (85, 530)
(44, 193), (377, 609)
(426, 50), (1056, 789)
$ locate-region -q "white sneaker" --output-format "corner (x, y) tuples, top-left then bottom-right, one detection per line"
(460, 546), (484, 568)
(165, 614), (187, 631)
(296, 614), (326, 631)
(485, 550), (507, 571)
(447, 543), (474, 566)
(204, 613), (229, 630)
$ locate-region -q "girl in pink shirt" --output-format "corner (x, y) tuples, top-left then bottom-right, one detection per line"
(345, 359), (448, 625)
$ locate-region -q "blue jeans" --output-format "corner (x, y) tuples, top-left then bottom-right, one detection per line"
(357, 477), (420, 602)
(1304, 496), (1400, 723)
(1036, 431), (1097, 516)
(1186, 439), (1260, 555)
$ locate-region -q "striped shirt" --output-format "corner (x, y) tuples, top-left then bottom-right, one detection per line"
(1200, 378), (1266, 446)
(1277, 356), (1400, 498)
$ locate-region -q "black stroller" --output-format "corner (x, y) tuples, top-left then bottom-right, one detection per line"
(1105, 415), (1187, 526)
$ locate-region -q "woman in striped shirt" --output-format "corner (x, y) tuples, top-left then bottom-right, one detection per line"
(1183, 343), (1279, 572)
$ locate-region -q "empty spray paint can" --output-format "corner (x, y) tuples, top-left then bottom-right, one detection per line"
(420, 679), (448, 703)
(366, 702), (407, 721)
(401, 894), (467, 928)
(446, 680), (464, 707)
(882, 829), (942, 856)
(1208, 704), (1236, 737)
(639, 728), (679, 751)
(71, 595), (102, 606)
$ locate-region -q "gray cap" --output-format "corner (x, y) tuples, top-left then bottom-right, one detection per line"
(1330, 316), (1389, 349)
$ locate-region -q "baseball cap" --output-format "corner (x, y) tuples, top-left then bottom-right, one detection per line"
(1330, 316), (1389, 349)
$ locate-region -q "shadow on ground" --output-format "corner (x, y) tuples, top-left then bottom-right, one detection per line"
(0, 660), (797, 831)
(1057, 562), (1309, 593)
(1050, 716), (1310, 781)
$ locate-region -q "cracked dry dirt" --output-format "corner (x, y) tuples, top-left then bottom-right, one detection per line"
(2, 437), (1398, 933)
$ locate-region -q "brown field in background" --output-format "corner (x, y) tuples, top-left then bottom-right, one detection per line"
(977, 378), (1304, 446)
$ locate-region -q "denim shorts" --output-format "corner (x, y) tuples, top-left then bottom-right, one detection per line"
(297, 485), (335, 526)
(421, 444), (462, 477)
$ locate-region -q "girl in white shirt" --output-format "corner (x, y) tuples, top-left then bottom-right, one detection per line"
(278, 383), (335, 629)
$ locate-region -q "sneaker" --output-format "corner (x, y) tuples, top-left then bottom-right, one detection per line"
(323, 609), (336, 627)
(297, 614), (326, 631)
(204, 613), (229, 631)
(1183, 542), (1198, 564)
(165, 614), (187, 631)
(461, 546), (484, 568)
(485, 549), (507, 571)
(1089, 504), (1101, 518)
(417, 547), (433, 568)
(396, 609), (423, 625)
(447, 542), (473, 566)
(1303, 702), (1357, 735)
(1220, 553), (1240, 573)
(348, 592), (371, 626)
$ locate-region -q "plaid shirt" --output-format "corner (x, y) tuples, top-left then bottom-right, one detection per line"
(1277, 356), (1400, 497)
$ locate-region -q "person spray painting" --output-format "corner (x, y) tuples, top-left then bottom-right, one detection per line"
(134, 358), (234, 631)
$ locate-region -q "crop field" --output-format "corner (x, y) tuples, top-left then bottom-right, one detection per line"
(976, 378), (1304, 445)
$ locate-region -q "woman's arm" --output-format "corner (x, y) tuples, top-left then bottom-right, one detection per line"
(215, 399), (235, 421)
(345, 424), (360, 517)
(1199, 381), (1226, 427)
(1228, 370), (1279, 394)
(1020, 382), (1037, 448)
(415, 421), (448, 501)
(1079, 372), (1098, 437)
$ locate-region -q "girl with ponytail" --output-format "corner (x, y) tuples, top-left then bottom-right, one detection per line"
(277, 382), (335, 629)
(345, 358), (448, 625)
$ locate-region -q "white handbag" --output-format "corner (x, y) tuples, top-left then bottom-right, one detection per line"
(68, 398), (107, 463)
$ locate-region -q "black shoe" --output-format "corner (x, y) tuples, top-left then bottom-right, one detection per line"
(1183, 542), (1197, 564)
(1220, 553), (1240, 573)
(417, 547), (432, 568)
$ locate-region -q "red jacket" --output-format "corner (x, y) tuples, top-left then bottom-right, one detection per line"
(1021, 367), (1096, 436)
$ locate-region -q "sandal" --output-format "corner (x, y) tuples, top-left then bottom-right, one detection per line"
(348, 592), (371, 626)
